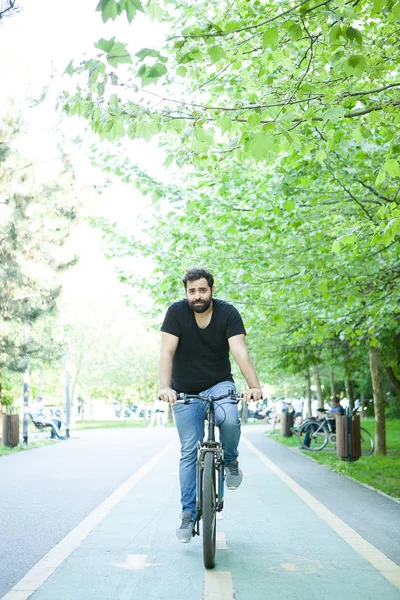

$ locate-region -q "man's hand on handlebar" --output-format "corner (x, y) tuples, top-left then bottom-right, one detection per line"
(159, 387), (177, 405)
(243, 388), (263, 402)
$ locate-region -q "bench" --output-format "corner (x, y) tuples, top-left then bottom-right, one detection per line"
(29, 413), (64, 439)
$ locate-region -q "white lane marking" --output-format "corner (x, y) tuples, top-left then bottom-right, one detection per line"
(0, 441), (177, 600)
(203, 571), (234, 599)
(112, 554), (163, 570)
(216, 532), (227, 550)
(243, 436), (400, 590)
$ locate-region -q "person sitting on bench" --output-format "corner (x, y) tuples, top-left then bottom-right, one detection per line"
(30, 398), (64, 439)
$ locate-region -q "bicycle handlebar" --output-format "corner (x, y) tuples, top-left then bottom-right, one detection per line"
(176, 392), (242, 404)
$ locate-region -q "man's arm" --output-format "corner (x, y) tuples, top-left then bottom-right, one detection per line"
(228, 334), (263, 402)
(159, 332), (179, 404)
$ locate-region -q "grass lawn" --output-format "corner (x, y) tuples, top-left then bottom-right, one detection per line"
(0, 438), (56, 457)
(267, 418), (400, 500)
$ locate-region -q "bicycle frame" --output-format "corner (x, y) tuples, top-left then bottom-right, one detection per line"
(176, 391), (240, 536)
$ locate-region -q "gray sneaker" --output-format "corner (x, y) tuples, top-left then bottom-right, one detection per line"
(176, 511), (195, 543)
(225, 460), (243, 489)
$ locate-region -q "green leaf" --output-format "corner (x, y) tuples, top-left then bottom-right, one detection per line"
(262, 27), (278, 49)
(102, 117), (125, 141)
(317, 280), (329, 294)
(85, 59), (106, 83)
(138, 62), (167, 86)
(392, 1), (400, 18)
(345, 27), (363, 46)
(322, 106), (346, 122)
(247, 113), (261, 127)
(164, 154), (174, 167)
(207, 46), (226, 63)
(224, 21), (241, 32)
(284, 199), (295, 212)
(375, 168), (386, 185)
(344, 54), (367, 77)
(95, 38), (133, 68)
(247, 132), (275, 161)
(96, 0), (121, 22)
(217, 115), (232, 132)
(176, 66), (187, 77)
(136, 48), (160, 60)
(95, 38), (116, 53)
(283, 22), (303, 42)
(64, 60), (74, 76)
(136, 119), (159, 141)
(120, 0), (144, 23)
(193, 126), (213, 151)
(108, 43), (133, 67)
(146, 0), (163, 20)
(384, 158), (400, 177)
(329, 23), (342, 43)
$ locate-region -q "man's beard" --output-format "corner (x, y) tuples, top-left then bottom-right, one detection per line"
(189, 298), (212, 313)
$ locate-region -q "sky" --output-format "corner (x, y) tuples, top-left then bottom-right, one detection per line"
(0, 0), (168, 340)
(0, 0), (168, 220)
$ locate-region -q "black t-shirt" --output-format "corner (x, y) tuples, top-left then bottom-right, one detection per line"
(160, 298), (246, 394)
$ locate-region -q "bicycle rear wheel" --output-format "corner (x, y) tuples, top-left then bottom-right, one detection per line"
(202, 451), (217, 569)
(360, 427), (374, 456)
(298, 421), (329, 451)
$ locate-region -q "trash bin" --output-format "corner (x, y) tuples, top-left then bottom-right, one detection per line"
(2, 414), (20, 447)
(336, 412), (361, 461)
(280, 408), (294, 437)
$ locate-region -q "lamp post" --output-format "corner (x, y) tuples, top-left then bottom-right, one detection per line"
(65, 343), (71, 438)
(22, 321), (30, 444)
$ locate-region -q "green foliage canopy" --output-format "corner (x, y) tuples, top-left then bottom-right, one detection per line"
(62, 0), (400, 388)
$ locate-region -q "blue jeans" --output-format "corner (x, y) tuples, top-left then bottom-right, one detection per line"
(173, 381), (241, 518)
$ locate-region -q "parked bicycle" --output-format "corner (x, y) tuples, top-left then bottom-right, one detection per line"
(176, 390), (241, 569)
(297, 410), (374, 455)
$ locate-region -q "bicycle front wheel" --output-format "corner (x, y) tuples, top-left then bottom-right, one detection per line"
(202, 451), (217, 569)
(360, 427), (374, 456)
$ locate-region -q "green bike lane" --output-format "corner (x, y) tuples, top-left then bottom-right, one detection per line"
(3, 428), (399, 600)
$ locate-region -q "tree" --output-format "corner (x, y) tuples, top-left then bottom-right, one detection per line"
(0, 0), (18, 22)
(0, 109), (79, 399)
(61, 0), (400, 454)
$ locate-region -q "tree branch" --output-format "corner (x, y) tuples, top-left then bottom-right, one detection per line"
(357, 179), (399, 204)
(167, 0), (330, 40)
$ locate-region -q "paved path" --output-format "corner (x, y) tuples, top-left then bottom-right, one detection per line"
(1, 425), (399, 600)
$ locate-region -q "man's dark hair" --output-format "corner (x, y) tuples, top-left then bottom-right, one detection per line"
(182, 268), (214, 289)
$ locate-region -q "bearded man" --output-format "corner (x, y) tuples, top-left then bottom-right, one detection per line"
(159, 267), (262, 543)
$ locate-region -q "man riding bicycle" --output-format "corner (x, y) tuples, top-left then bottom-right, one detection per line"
(159, 267), (262, 542)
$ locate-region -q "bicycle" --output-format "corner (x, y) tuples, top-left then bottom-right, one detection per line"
(176, 390), (241, 569)
(297, 410), (374, 455)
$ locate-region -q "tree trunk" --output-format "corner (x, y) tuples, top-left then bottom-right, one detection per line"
(167, 403), (173, 424)
(329, 368), (335, 400)
(305, 370), (312, 417)
(369, 345), (386, 455)
(386, 366), (400, 398)
(312, 364), (324, 409)
(344, 376), (355, 410)
(242, 401), (248, 424)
